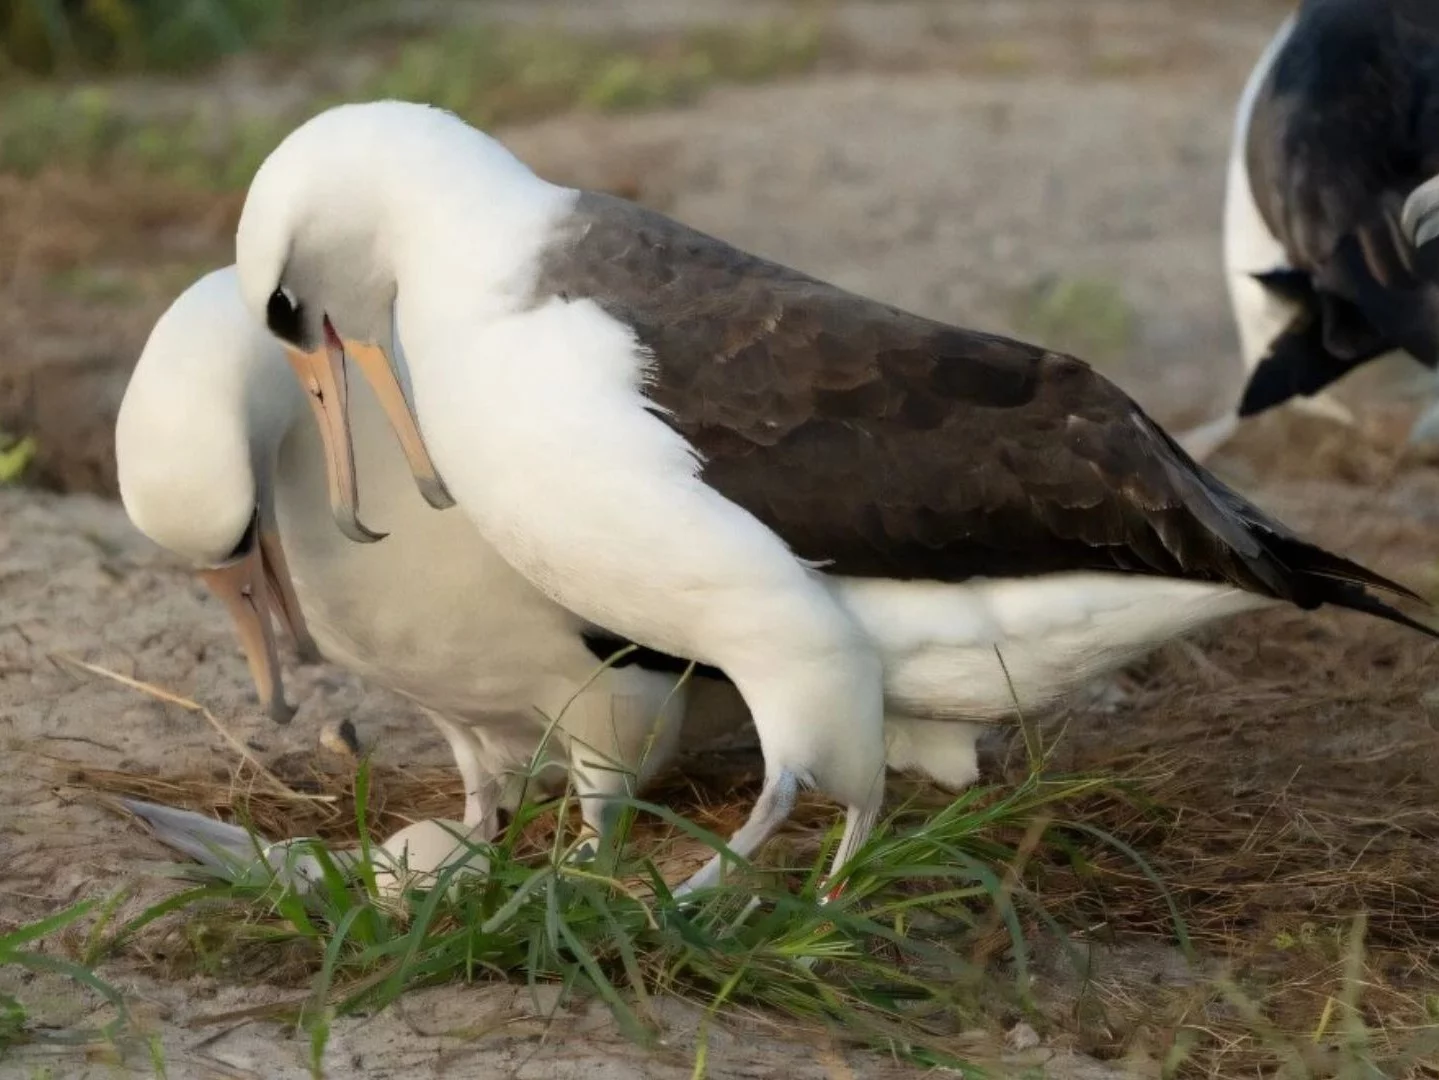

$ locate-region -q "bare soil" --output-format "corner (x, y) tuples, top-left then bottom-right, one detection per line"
(3, 1), (1437, 1077)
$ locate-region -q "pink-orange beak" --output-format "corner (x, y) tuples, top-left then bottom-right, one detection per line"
(258, 514), (321, 665)
(281, 318), (453, 545)
(196, 512), (317, 725)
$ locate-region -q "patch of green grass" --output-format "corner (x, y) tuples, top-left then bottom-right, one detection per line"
(0, 19), (828, 189)
(0, 430), (37, 484)
(95, 758), (1158, 1075)
(44, 263), (140, 302)
(0, 83), (288, 188)
(0, 85), (126, 173)
(367, 20), (826, 127)
(1011, 273), (1137, 367)
(0, 896), (130, 1053)
(0, 0), (355, 76)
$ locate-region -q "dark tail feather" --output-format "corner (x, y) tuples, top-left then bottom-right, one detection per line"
(1261, 533), (1438, 637)
(1305, 579), (1439, 639)
(1262, 533), (1427, 603)
(1147, 395), (1436, 637)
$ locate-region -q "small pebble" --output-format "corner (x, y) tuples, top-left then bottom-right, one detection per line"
(1005, 1021), (1040, 1052)
(319, 718), (361, 758)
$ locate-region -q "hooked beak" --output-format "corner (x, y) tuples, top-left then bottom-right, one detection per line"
(198, 514), (296, 725)
(1402, 175), (1439, 252)
(344, 337), (455, 513)
(282, 326), (386, 545)
(282, 318), (453, 547)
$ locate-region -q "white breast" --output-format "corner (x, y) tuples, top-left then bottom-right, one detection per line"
(271, 355), (615, 726)
(1224, 12), (1301, 371)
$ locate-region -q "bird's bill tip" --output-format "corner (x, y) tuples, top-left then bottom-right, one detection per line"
(198, 544), (296, 725)
(340, 338), (455, 512)
(282, 338), (388, 545)
(1402, 175), (1439, 251)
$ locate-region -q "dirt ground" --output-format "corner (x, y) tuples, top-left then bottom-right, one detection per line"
(3, 1), (1438, 1077)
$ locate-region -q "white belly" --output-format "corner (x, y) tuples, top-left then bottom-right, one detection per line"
(273, 360), (652, 730)
(829, 572), (1271, 721)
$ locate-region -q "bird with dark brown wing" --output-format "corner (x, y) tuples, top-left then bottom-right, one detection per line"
(231, 101), (1438, 903)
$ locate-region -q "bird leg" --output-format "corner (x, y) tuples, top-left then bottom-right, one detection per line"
(567, 756), (633, 863)
(556, 679), (689, 862)
(671, 767), (800, 897)
(424, 711), (504, 838)
(818, 795), (882, 903)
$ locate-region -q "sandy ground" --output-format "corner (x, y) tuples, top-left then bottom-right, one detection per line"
(3, 1), (1438, 1077)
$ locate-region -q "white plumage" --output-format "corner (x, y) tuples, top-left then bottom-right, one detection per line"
(229, 102), (1429, 898)
(116, 266), (745, 843)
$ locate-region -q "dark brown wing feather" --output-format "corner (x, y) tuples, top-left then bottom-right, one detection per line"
(531, 191), (1427, 620)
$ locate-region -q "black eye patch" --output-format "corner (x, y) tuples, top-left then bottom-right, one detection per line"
(266, 287), (306, 346)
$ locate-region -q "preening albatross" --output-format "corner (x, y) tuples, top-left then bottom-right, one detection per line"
(231, 101), (1438, 898)
(1179, 0), (1439, 461)
(116, 266), (748, 844)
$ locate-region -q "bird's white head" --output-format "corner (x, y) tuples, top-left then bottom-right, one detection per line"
(235, 100), (561, 542)
(116, 265), (315, 723)
(117, 266), (300, 565)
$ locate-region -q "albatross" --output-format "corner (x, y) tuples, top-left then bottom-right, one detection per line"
(231, 101), (1438, 897)
(1178, 0), (1439, 461)
(116, 266), (748, 845)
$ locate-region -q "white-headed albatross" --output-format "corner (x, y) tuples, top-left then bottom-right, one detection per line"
(1179, 0), (1439, 461)
(116, 265), (749, 845)
(231, 101), (1438, 899)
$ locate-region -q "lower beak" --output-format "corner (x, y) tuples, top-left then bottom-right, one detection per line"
(258, 519), (322, 665)
(342, 339), (454, 512)
(198, 540), (295, 725)
(283, 335), (387, 545)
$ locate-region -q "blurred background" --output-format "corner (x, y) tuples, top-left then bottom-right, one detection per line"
(0, 0), (1303, 499)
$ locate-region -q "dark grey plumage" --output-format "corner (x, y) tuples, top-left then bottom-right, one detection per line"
(534, 191), (1434, 637)
(1239, 0), (1439, 416)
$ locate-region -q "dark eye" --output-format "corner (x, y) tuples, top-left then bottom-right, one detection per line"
(266, 286), (306, 346)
